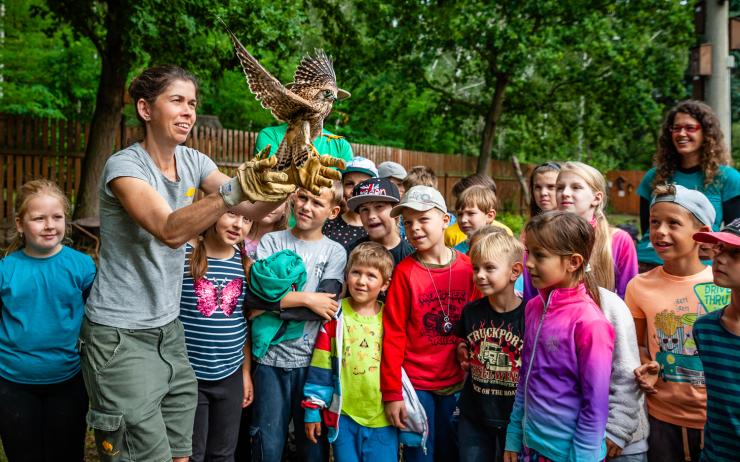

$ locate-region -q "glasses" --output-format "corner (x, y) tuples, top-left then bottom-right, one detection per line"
(670, 124), (701, 134)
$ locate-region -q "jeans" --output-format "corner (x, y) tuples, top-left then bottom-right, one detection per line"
(332, 415), (398, 462)
(457, 413), (505, 462)
(191, 368), (245, 462)
(0, 372), (88, 462)
(611, 453), (648, 462)
(250, 363), (327, 462)
(404, 390), (457, 462)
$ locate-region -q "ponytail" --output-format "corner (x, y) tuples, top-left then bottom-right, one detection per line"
(189, 235), (209, 282)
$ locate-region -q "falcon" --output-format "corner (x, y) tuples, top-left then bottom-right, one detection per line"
(221, 21), (350, 176)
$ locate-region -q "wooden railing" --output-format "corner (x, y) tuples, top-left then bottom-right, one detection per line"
(0, 114), (643, 225)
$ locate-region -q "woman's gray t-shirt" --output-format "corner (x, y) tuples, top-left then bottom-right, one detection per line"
(85, 143), (217, 329)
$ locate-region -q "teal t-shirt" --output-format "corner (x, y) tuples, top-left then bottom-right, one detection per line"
(0, 247), (96, 384)
(637, 165), (740, 265)
(254, 123), (354, 164)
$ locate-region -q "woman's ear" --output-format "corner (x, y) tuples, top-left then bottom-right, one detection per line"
(137, 98), (151, 122)
(591, 190), (604, 209)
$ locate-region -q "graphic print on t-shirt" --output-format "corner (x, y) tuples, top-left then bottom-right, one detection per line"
(343, 319), (382, 376)
(654, 282), (730, 385)
(419, 289), (467, 343)
(466, 319), (523, 396)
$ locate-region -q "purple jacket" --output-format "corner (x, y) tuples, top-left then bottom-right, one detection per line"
(505, 284), (615, 461)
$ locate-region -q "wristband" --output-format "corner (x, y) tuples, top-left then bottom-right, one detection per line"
(219, 176), (243, 207)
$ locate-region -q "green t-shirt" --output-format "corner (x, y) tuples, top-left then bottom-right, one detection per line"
(340, 298), (390, 428)
(254, 123), (354, 164)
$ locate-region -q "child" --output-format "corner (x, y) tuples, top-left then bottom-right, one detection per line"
(454, 185), (499, 253)
(244, 201), (288, 259)
(692, 218), (740, 461)
(455, 232), (525, 462)
(555, 161), (637, 299)
(378, 161), (408, 197)
(504, 211), (615, 462)
(528, 161), (561, 218)
(445, 174), (513, 249)
(381, 185), (480, 462)
(0, 179), (96, 461)
(246, 184), (348, 462)
(302, 242), (400, 461)
(403, 165), (438, 191)
(346, 177), (414, 266)
(627, 185), (730, 462)
(323, 156), (378, 248)
(180, 211), (252, 461)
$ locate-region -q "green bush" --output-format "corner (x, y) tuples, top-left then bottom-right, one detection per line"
(496, 212), (526, 237)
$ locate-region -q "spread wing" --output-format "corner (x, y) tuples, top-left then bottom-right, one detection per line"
(221, 22), (314, 122)
(292, 49), (337, 87)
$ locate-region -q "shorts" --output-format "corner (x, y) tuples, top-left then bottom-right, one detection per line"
(80, 317), (198, 461)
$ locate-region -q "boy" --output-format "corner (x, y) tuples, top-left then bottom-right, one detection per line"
(381, 185), (480, 462)
(323, 156), (377, 248)
(403, 165), (438, 191)
(378, 161), (408, 197)
(626, 184), (730, 462)
(346, 177), (414, 266)
(692, 218), (740, 462)
(455, 232), (525, 462)
(246, 183), (348, 462)
(455, 185), (499, 253)
(302, 242), (402, 462)
(445, 174), (513, 249)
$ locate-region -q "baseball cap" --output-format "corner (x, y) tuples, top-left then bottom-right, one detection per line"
(650, 184), (715, 227)
(347, 178), (400, 212)
(390, 185), (447, 218)
(342, 156), (378, 178)
(377, 161), (408, 181)
(694, 217), (740, 247)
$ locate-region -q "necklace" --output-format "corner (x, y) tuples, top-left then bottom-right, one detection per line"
(419, 248), (454, 334)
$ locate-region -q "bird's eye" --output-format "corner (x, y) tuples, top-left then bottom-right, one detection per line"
(323, 90), (333, 98)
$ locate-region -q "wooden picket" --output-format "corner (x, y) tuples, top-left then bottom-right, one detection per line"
(0, 114), (643, 225)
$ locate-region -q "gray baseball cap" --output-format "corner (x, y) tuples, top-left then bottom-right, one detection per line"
(377, 161), (407, 181)
(650, 184), (715, 227)
(390, 185), (447, 218)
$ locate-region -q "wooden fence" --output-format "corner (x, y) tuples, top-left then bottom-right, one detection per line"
(0, 114), (643, 225)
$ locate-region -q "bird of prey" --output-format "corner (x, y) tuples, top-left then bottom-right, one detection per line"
(221, 21), (350, 172)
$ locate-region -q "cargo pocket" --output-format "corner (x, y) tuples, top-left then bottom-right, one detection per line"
(87, 410), (128, 462)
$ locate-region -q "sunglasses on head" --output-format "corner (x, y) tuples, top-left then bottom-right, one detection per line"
(535, 161), (561, 172)
(670, 124), (701, 134)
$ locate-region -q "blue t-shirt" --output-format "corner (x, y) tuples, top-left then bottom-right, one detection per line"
(0, 246), (96, 384)
(637, 165), (740, 265)
(694, 308), (740, 462)
(180, 243), (247, 381)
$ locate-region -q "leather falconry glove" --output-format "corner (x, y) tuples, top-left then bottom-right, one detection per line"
(286, 153), (345, 195)
(219, 147), (296, 205)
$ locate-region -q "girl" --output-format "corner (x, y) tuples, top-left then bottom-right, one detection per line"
(556, 161), (638, 299)
(637, 100), (740, 270)
(528, 161), (561, 218)
(181, 211), (252, 461)
(0, 179), (96, 461)
(244, 201), (288, 259)
(504, 211), (615, 462)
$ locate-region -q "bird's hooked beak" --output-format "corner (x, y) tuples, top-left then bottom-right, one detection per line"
(337, 88), (351, 100)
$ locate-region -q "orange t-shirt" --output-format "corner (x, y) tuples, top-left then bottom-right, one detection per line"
(625, 266), (730, 429)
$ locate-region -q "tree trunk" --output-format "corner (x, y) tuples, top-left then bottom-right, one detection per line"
(476, 73), (509, 175)
(73, 10), (130, 219)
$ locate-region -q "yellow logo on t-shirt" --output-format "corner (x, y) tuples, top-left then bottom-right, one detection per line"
(185, 187), (196, 197)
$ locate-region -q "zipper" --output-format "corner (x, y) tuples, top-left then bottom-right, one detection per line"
(522, 291), (551, 448)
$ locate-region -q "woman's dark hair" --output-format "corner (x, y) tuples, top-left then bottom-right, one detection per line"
(129, 65), (200, 128)
(654, 100), (729, 189)
(528, 161), (561, 217)
(524, 211), (600, 306)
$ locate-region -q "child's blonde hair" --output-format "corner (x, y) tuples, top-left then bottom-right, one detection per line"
(403, 166), (438, 190)
(558, 161), (615, 292)
(468, 225), (507, 251)
(5, 179), (70, 256)
(469, 231), (524, 267)
(347, 241), (394, 283)
(455, 185), (498, 213)
(525, 211), (600, 305)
